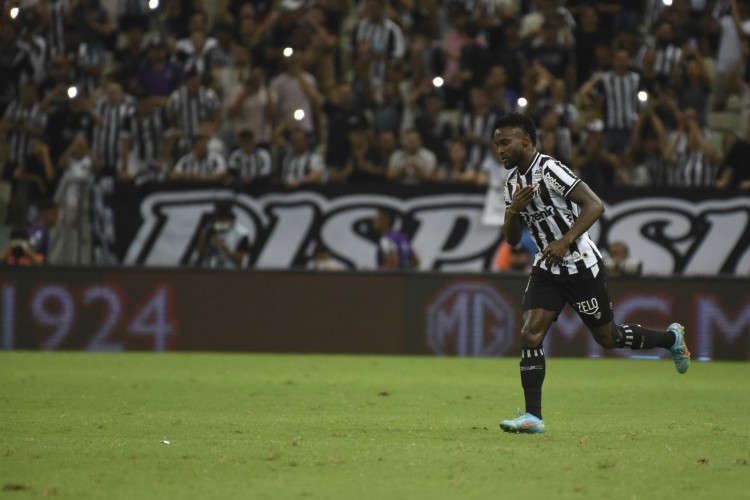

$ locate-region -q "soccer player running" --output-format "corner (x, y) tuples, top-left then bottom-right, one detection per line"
(493, 113), (690, 435)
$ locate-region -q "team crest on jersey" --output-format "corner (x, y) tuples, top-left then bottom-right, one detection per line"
(572, 251), (582, 262)
(533, 169), (543, 182)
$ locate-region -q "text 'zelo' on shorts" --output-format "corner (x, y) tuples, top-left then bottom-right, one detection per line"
(521, 263), (614, 328)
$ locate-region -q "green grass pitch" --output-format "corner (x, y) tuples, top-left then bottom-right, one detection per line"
(1, 353), (749, 499)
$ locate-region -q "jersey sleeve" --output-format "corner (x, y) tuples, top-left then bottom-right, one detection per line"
(503, 179), (513, 208)
(543, 160), (580, 198)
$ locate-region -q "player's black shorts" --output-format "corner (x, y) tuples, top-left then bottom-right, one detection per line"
(521, 262), (614, 328)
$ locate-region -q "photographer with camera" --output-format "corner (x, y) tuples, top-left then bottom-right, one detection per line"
(195, 201), (251, 270)
(1, 227), (44, 266)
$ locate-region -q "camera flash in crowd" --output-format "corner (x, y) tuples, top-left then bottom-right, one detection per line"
(662, 0), (673, 6)
(149, 0), (159, 10)
(67, 86), (78, 99)
(432, 76), (444, 88)
(10, 7), (19, 19)
(283, 47), (294, 58)
(517, 97), (528, 108)
(638, 91), (648, 103)
(294, 109), (305, 121)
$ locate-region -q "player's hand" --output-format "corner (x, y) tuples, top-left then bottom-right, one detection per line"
(510, 184), (536, 213)
(542, 238), (570, 267)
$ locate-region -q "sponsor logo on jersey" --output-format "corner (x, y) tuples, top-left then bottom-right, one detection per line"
(521, 206), (555, 223)
(544, 171), (566, 194)
(576, 298), (601, 319)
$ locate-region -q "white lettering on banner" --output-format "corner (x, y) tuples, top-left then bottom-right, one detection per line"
(121, 190), (750, 274)
(426, 282), (516, 356)
(695, 296), (750, 361)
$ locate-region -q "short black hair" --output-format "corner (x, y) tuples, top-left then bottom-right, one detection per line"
(494, 112), (537, 146)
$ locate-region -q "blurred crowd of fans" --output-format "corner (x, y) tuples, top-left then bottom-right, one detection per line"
(3, 0), (750, 265)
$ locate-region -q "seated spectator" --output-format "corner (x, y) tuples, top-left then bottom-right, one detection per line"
(227, 130), (273, 186)
(387, 129), (438, 184)
(278, 128), (324, 188)
(170, 133), (228, 182)
(329, 122), (386, 184)
(603, 241), (642, 277)
(0, 226), (44, 266)
(373, 208), (419, 270)
(366, 129), (399, 175)
(323, 81), (368, 171)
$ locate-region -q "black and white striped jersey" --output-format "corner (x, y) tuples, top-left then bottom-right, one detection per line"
(228, 148), (272, 182)
(132, 107), (167, 164)
(350, 17), (405, 83)
(593, 71), (641, 131)
(172, 151), (227, 178)
(91, 94), (136, 169)
(503, 151), (602, 275)
(46, 0), (69, 56)
(280, 150), (324, 186)
(2, 100), (47, 164)
(166, 86), (221, 139)
(459, 109), (498, 171)
(676, 150), (717, 187)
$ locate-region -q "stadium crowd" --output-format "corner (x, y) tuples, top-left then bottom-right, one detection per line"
(2, 0), (750, 265)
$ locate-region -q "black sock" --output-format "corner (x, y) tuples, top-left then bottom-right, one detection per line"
(618, 324), (676, 350)
(520, 346), (546, 420)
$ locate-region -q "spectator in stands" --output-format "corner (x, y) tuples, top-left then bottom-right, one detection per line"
(136, 36), (184, 100)
(347, 0), (405, 105)
(38, 56), (75, 116)
(331, 122), (387, 184)
(37, 0), (72, 58)
(1, 81), (48, 186)
(540, 79), (579, 132)
(673, 45), (711, 129)
(490, 17), (525, 94)
(227, 129), (273, 186)
(664, 108), (719, 187)
(572, 5), (611, 87)
(225, 66), (276, 152)
(166, 68), (222, 159)
(387, 129), (438, 184)
(526, 17), (576, 91)
(8, 139), (56, 222)
(627, 104), (669, 187)
(441, 141), (480, 184)
(459, 87), (498, 174)
(0, 22), (34, 116)
(572, 118), (618, 187)
(278, 127), (324, 188)
(536, 105), (572, 165)
(484, 65), (518, 116)
(414, 89), (453, 166)
(367, 129), (399, 176)
(299, 2), (342, 102)
(457, 22), (493, 107)
(170, 132), (227, 182)
(440, 2), (472, 109)
(716, 116), (750, 190)
(712, 0), (750, 111)
(580, 49), (642, 153)
(90, 80), (135, 179)
(69, 0), (114, 58)
(635, 20), (682, 92)
(208, 22), (235, 74)
(114, 23), (147, 95)
(174, 11), (219, 78)
(323, 81), (368, 172)
(370, 77), (403, 136)
(53, 135), (96, 265)
(270, 50), (322, 137)
(603, 241), (642, 277)
(373, 208), (419, 270)
(28, 199), (59, 260)
(520, 0), (575, 45)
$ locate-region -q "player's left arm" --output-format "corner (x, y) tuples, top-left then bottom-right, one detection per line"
(541, 182), (604, 266)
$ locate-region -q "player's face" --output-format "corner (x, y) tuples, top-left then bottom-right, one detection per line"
(494, 127), (529, 169)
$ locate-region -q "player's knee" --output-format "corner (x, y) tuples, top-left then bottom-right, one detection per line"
(520, 324), (545, 347)
(592, 323), (619, 349)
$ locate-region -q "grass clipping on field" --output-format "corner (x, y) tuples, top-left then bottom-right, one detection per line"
(1, 353), (749, 499)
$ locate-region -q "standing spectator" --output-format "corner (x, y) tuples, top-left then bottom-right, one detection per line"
(367, 129), (399, 176)
(387, 129), (438, 184)
(114, 23), (147, 95)
(225, 67), (276, 151)
(166, 68), (223, 158)
(573, 5), (611, 87)
(457, 22), (493, 106)
(270, 52), (322, 136)
(45, 89), (97, 164)
(38, 56), (76, 117)
(347, 0), (406, 104)
(135, 36), (185, 100)
(322, 81), (368, 171)
(491, 17), (525, 94)
(278, 128), (324, 188)
(330, 123), (387, 184)
(536, 105), (572, 165)
(712, 0), (750, 111)
(1, 82), (48, 181)
(664, 108), (720, 187)
(174, 11), (219, 77)
(91, 81), (135, 179)
(580, 49), (641, 153)
(673, 45), (712, 129)
(628, 104), (669, 187)
(69, 0), (114, 58)
(227, 130), (273, 186)
(170, 133), (228, 182)
(572, 118), (618, 187)
(635, 20), (683, 91)
(38, 0), (72, 57)
(526, 17), (576, 91)
(484, 65), (518, 116)
(373, 208), (419, 270)
(716, 117), (750, 190)
(458, 87), (498, 174)
(52, 136), (97, 265)
(442, 141), (479, 184)
(413, 89), (453, 165)
(0, 22), (35, 116)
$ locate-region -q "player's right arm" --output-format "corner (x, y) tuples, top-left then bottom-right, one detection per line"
(503, 183), (536, 246)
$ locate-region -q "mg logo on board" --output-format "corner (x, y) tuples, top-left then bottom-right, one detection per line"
(425, 281), (517, 356)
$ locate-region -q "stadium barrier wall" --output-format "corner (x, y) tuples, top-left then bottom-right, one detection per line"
(1, 267), (748, 361)
(98, 183), (750, 275)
